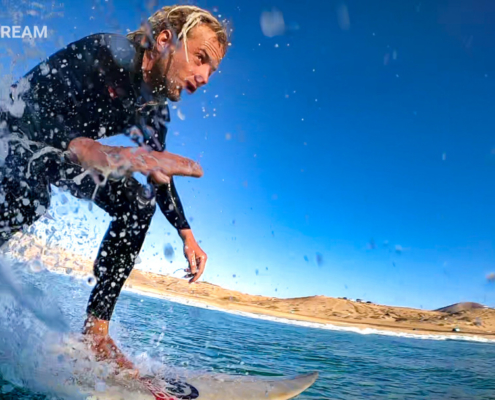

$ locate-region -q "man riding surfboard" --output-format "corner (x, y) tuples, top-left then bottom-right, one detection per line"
(0, 5), (228, 371)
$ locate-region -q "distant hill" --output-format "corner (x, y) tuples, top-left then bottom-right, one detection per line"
(435, 302), (487, 313)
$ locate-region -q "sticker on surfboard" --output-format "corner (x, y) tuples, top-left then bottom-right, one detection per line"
(142, 378), (199, 400)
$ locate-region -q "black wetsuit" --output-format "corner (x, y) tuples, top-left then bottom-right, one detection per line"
(0, 33), (190, 320)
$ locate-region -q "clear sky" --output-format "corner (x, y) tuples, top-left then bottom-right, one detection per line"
(1, 0), (495, 310)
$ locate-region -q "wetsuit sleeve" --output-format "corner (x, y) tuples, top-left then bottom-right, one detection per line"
(137, 103), (191, 231)
(156, 179), (191, 230)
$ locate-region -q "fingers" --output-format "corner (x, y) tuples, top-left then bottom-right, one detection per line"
(149, 170), (171, 185)
(164, 152), (203, 178)
(188, 251), (198, 276)
(189, 254), (207, 283)
(137, 151), (203, 184)
(127, 147), (202, 178)
(150, 151), (202, 178)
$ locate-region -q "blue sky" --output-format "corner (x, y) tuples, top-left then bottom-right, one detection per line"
(1, 0), (495, 309)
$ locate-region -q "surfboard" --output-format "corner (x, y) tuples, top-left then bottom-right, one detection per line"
(86, 372), (318, 400)
(51, 338), (318, 400)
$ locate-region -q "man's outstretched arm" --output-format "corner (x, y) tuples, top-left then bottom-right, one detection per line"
(67, 137), (203, 184)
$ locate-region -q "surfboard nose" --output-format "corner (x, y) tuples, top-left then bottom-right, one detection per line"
(275, 372), (318, 398)
(187, 371), (319, 399)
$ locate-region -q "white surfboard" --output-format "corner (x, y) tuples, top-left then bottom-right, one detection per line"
(51, 338), (318, 400)
(85, 372), (318, 400)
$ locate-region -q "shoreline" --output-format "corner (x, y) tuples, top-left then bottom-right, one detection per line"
(122, 281), (495, 344)
(4, 233), (494, 345)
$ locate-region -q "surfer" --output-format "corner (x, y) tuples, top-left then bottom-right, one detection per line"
(0, 6), (228, 371)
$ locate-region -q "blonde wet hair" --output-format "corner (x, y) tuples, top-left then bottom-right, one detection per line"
(127, 5), (230, 62)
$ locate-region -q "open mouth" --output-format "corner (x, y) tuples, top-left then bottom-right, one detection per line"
(184, 80), (197, 94)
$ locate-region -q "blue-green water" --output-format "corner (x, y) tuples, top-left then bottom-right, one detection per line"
(1, 269), (495, 399)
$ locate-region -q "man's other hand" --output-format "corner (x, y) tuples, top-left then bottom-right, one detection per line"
(179, 229), (207, 283)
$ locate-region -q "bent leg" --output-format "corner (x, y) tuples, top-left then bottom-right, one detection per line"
(56, 171), (155, 370)
(86, 182), (156, 320)
(58, 173), (156, 321)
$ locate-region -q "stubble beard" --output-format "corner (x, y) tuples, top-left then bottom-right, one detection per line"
(151, 53), (182, 102)
(165, 74), (182, 102)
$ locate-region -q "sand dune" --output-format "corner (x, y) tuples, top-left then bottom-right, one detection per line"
(435, 302), (487, 313)
(4, 233), (495, 340)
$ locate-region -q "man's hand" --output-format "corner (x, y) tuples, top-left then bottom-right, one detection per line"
(68, 137), (203, 184)
(179, 229), (207, 283)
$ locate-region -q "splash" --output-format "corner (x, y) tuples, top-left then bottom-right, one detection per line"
(0, 258), (73, 397)
(0, 255), (190, 399)
(0, 257), (67, 332)
(0, 258), (129, 399)
(0, 75), (29, 118)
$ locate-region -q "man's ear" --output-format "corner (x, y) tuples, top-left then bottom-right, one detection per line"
(155, 29), (175, 54)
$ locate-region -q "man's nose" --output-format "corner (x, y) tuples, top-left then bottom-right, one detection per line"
(194, 67), (211, 87)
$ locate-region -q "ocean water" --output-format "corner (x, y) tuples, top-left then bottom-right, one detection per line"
(0, 266), (495, 399)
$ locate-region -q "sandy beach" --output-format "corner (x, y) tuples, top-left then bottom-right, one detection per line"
(5, 233), (495, 341)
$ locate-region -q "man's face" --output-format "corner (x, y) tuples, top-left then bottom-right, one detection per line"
(145, 25), (224, 101)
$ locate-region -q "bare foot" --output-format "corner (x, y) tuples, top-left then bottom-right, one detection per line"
(83, 316), (139, 377)
(86, 335), (131, 366)
(84, 334), (141, 378)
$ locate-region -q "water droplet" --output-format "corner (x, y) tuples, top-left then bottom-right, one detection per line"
(316, 252), (324, 266)
(29, 259), (44, 273)
(164, 244), (174, 261)
(86, 276), (96, 287)
(56, 206), (68, 216)
(336, 4), (350, 31)
(1, 384), (14, 394)
(260, 8), (285, 37)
